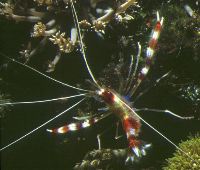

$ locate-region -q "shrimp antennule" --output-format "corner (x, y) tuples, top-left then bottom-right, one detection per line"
(0, 93), (87, 106)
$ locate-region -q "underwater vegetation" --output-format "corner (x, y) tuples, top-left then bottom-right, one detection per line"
(0, 0), (199, 170)
(163, 135), (200, 170)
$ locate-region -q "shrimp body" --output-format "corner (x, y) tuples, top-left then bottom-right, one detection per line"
(97, 88), (150, 161)
(46, 12), (164, 160)
(0, 1), (198, 168)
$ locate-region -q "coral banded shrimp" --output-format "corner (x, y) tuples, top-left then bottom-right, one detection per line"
(0, 0), (199, 169)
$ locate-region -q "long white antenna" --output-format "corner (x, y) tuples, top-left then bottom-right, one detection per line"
(135, 108), (194, 120)
(0, 93), (87, 106)
(125, 42), (141, 94)
(0, 52), (90, 92)
(0, 98), (85, 151)
(70, 0), (100, 88)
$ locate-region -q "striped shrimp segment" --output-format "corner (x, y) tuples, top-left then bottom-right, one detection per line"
(139, 12), (164, 81)
(122, 116), (151, 162)
(129, 12), (164, 96)
(47, 118), (97, 134)
(46, 113), (110, 134)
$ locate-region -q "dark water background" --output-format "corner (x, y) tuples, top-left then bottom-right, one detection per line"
(0, 1), (199, 170)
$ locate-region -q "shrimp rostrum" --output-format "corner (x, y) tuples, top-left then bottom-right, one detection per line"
(0, 0), (198, 168)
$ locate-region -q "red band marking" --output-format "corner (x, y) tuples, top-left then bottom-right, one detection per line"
(101, 90), (115, 105)
(53, 126), (69, 133)
(149, 38), (158, 49)
(155, 22), (161, 31)
(122, 117), (141, 133)
(129, 137), (141, 147)
(138, 72), (146, 80)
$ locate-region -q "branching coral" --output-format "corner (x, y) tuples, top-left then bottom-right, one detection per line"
(0, 0), (137, 72)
